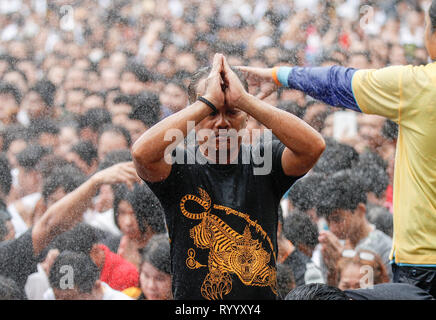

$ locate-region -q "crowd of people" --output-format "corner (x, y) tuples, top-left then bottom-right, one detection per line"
(0, 0), (432, 300)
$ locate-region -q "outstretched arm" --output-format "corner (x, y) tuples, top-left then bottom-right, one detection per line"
(32, 162), (140, 256)
(223, 58), (326, 176)
(238, 65), (361, 112)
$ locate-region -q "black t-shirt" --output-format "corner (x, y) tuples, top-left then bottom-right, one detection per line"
(0, 229), (38, 293)
(145, 140), (301, 300)
(345, 283), (435, 300)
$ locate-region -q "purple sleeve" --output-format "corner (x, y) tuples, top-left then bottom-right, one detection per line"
(277, 66), (362, 112)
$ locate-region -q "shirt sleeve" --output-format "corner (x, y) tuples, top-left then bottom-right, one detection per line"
(351, 65), (410, 123)
(277, 66), (361, 112)
(256, 139), (303, 198)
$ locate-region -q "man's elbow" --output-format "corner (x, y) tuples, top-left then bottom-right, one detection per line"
(308, 134), (326, 165)
(131, 141), (141, 162)
(131, 140), (147, 166)
(314, 134), (326, 158)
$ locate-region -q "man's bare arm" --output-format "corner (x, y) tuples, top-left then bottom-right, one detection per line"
(132, 53), (226, 183)
(31, 162), (140, 256)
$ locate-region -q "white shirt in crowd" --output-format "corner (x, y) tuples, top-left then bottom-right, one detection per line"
(43, 282), (132, 300)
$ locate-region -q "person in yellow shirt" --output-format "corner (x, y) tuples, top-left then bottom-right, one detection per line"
(238, 1), (436, 297)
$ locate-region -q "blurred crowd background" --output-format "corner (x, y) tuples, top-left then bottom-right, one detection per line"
(0, 0), (430, 300)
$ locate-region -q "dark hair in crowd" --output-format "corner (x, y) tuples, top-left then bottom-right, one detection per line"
(285, 283), (348, 300)
(283, 211), (319, 249)
(70, 141), (98, 166)
(16, 144), (49, 170)
(28, 119), (60, 138)
(382, 119), (398, 141)
(354, 151), (389, 198)
(29, 79), (56, 107)
(36, 155), (72, 179)
(354, 165), (389, 198)
(430, 0), (436, 31)
(367, 206), (393, 238)
(358, 150), (387, 170)
(142, 233), (171, 275)
(0, 154), (12, 196)
(49, 251), (100, 293)
(79, 108), (112, 132)
(0, 82), (22, 105)
(316, 170), (367, 218)
(98, 123), (132, 148)
(42, 165), (87, 202)
(48, 223), (101, 255)
(0, 124), (28, 152)
(312, 138), (359, 175)
(277, 263), (295, 300)
(123, 61), (152, 83)
(0, 275), (25, 300)
(113, 183), (166, 235)
(97, 149), (132, 171)
(288, 173), (324, 212)
(128, 92), (161, 128)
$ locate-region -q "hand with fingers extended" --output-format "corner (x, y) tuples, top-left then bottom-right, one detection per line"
(92, 161), (142, 190)
(202, 53), (226, 109)
(236, 66), (280, 100)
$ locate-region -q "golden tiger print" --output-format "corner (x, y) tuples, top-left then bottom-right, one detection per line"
(180, 188), (277, 300)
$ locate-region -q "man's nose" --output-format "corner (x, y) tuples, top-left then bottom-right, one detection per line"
(214, 112), (230, 129)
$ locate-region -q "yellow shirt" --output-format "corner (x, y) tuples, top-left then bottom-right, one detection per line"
(352, 63), (436, 265)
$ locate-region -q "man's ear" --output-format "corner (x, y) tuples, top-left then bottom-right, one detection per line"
(93, 279), (103, 296)
(356, 202), (367, 217)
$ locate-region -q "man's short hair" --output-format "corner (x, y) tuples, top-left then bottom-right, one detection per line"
(354, 165), (389, 199)
(79, 108), (112, 132)
(285, 283), (348, 300)
(382, 119), (398, 141)
(128, 92), (161, 128)
(312, 138), (359, 175)
(283, 211), (319, 249)
(28, 119), (60, 137)
(0, 154), (12, 196)
(29, 79), (56, 107)
(48, 223), (101, 255)
(0, 82), (22, 105)
(42, 165), (87, 202)
(187, 66), (249, 104)
(97, 149), (132, 171)
(277, 263), (296, 299)
(36, 155), (72, 179)
(122, 62), (152, 83)
(16, 144), (49, 170)
(1, 124), (29, 152)
(316, 170), (367, 218)
(288, 173), (324, 212)
(98, 123), (132, 148)
(49, 251), (100, 293)
(367, 206), (393, 238)
(0, 275), (25, 300)
(70, 141), (98, 166)
(141, 233), (171, 274)
(114, 183), (167, 235)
